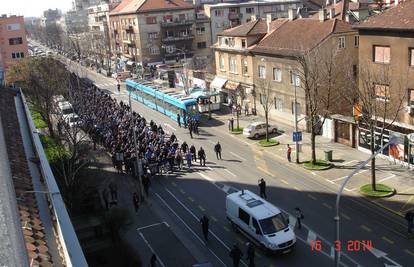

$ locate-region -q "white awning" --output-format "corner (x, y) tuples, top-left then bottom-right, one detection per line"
(210, 76), (227, 90)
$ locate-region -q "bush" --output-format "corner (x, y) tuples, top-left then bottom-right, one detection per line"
(31, 111), (47, 129)
(360, 184), (395, 197)
(257, 139), (279, 147)
(303, 160), (332, 170)
(40, 135), (69, 163)
(231, 127), (243, 134)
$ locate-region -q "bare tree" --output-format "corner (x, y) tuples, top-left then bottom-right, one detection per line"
(344, 64), (407, 190)
(257, 80), (275, 141)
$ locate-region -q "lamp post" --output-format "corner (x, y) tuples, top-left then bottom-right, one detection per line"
(293, 72), (300, 164)
(133, 125), (145, 203)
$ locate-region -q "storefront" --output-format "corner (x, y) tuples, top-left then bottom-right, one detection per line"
(210, 76), (227, 102)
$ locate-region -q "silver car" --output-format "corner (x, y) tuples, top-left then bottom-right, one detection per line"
(243, 122), (278, 139)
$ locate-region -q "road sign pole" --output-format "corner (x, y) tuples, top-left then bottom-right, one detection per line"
(294, 77), (300, 164)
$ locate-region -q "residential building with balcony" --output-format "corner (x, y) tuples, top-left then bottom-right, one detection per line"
(354, 0), (414, 162)
(109, 0), (199, 67)
(204, 0), (303, 44)
(40, 9), (62, 28)
(0, 14), (28, 84)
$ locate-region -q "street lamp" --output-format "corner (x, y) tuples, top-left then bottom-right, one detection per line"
(133, 125), (145, 203)
(293, 72), (300, 164)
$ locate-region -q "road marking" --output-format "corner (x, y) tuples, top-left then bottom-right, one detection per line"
(224, 169), (237, 177)
(344, 187), (356, 192)
(360, 225), (372, 232)
(311, 171), (317, 176)
(155, 192), (227, 267)
(138, 231), (166, 267)
(188, 197), (194, 202)
(179, 189), (186, 194)
(223, 226), (230, 232)
(404, 249), (414, 257)
(330, 169), (368, 182)
(198, 172), (227, 192)
(198, 205), (206, 212)
(294, 186), (301, 191)
(330, 246), (335, 259)
(206, 166), (213, 170)
(322, 203), (332, 209)
(381, 236), (394, 244)
(307, 194), (317, 200)
(341, 213), (351, 221)
(211, 216), (218, 222)
(377, 174), (396, 183)
(307, 230), (317, 244)
(137, 222), (168, 231)
(325, 179), (336, 184)
(257, 166), (275, 177)
(400, 196), (414, 212)
(230, 151), (246, 161)
(342, 160), (357, 166)
(281, 179), (289, 185)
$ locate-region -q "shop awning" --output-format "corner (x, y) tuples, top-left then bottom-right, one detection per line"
(210, 76), (227, 90)
(225, 81), (240, 90)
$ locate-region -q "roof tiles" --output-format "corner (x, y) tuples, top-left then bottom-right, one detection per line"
(110, 0), (193, 15)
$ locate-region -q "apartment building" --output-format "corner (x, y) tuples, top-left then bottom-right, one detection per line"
(0, 15), (28, 84)
(40, 9), (62, 28)
(109, 0), (202, 67)
(204, 0), (303, 44)
(354, 0), (414, 162)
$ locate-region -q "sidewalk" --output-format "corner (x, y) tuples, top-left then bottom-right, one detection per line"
(205, 109), (414, 218)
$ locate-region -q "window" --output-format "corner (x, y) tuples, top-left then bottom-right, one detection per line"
(229, 57), (237, 73)
(214, 10), (224, 16)
(7, 23), (20, 31)
(20, 52), (24, 58)
(196, 26), (205, 35)
(163, 15), (173, 22)
(148, 32), (159, 39)
(353, 65), (357, 79)
(289, 70), (300, 86)
(241, 39), (246, 48)
(291, 101), (301, 115)
(338, 36), (346, 49)
(374, 84), (390, 101)
(166, 30), (174, 38)
(179, 14), (186, 21)
(197, 42), (207, 49)
(9, 37), (23, 45)
(258, 65), (266, 79)
(11, 53), (16, 59)
(246, 7), (255, 14)
(165, 45), (175, 53)
(354, 36), (359, 47)
(146, 17), (157, 24)
(275, 97), (283, 111)
(242, 58), (248, 75)
(238, 208), (250, 225)
(11, 52), (24, 59)
(149, 47), (159, 55)
(373, 46), (391, 64)
(219, 54), (225, 71)
(259, 214), (288, 235)
(409, 48), (414, 66)
(272, 68), (281, 82)
(408, 89), (414, 106)
(252, 218), (262, 235)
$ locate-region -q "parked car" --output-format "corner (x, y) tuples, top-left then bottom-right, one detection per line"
(243, 122), (278, 139)
(63, 113), (81, 127)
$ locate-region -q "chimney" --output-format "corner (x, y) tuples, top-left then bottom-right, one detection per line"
(250, 14), (257, 21)
(329, 7), (335, 18)
(288, 8), (296, 21)
(319, 9), (327, 22)
(266, 13), (275, 33)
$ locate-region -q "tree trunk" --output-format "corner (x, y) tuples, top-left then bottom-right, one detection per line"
(265, 111), (269, 142)
(311, 120), (316, 165)
(46, 117), (55, 138)
(370, 126), (377, 191)
(236, 107), (239, 130)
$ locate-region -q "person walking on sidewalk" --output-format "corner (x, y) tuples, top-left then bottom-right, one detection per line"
(258, 178), (267, 199)
(190, 144), (197, 162)
(117, 82), (120, 93)
(185, 150), (192, 169)
(287, 144), (292, 162)
(175, 149), (183, 170)
(200, 215), (209, 242)
(198, 147), (206, 166)
(229, 243), (243, 267)
(132, 192), (140, 212)
(405, 210), (414, 234)
(181, 141), (188, 154)
(295, 207), (304, 229)
(214, 141), (222, 160)
(176, 113), (181, 128)
(245, 242), (255, 267)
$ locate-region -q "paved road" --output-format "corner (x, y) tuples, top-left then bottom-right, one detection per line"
(63, 56), (414, 267)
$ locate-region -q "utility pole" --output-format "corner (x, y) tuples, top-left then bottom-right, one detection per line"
(294, 73), (300, 164)
(133, 126), (145, 202)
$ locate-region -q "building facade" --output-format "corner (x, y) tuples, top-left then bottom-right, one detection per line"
(0, 15), (28, 84)
(354, 0), (414, 163)
(204, 0), (303, 44)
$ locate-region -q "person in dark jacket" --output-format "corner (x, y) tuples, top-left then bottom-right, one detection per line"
(229, 244), (243, 267)
(214, 141), (222, 160)
(246, 242), (255, 267)
(198, 147), (206, 166)
(406, 210), (414, 234)
(258, 178), (267, 199)
(295, 207), (304, 229)
(190, 144), (197, 162)
(176, 113), (181, 127)
(200, 215), (209, 242)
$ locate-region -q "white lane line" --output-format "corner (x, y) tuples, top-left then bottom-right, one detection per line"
(325, 179), (335, 184)
(137, 222), (167, 231)
(344, 187), (356, 192)
(224, 169), (237, 177)
(198, 172), (226, 192)
(330, 169), (368, 182)
(138, 231), (167, 267)
(206, 166), (213, 171)
(155, 192), (227, 267)
(230, 151), (246, 161)
(311, 172), (317, 176)
(342, 160), (358, 166)
(307, 230), (317, 244)
(163, 188), (248, 267)
(377, 174), (396, 183)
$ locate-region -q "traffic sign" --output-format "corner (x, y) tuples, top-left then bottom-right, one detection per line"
(293, 131), (302, 142)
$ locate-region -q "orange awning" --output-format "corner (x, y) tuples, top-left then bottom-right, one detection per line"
(225, 81), (240, 90)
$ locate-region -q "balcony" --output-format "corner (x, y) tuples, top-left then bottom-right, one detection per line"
(162, 35), (194, 42)
(228, 12), (242, 20)
(160, 19), (194, 27)
(122, 24), (134, 32)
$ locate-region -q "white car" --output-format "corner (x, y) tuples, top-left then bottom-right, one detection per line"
(63, 113), (81, 127)
(243, 122), (278, 139)
(58, 101), (74, 115)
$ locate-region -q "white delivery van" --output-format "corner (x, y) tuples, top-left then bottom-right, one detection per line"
(226, 190), (296, 254)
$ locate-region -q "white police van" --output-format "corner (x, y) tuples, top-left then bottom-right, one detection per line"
(226, 190), (296, 254)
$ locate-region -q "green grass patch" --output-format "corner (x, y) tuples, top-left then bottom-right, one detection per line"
(360, 184), (395, 197)
(40, 135), (69, 163)
(257, 139), (280, 147)
(231, 127), (243, 135)
(303, 160), (332, 170)
(31, 111), (47, 129)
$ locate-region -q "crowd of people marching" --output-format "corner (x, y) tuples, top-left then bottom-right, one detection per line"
(72, 84), (209, 180)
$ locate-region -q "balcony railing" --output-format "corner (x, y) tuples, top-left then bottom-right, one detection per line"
(228, 12), (242, 20)
(160, 19), (194, 27)
(162, 35), (194, 42)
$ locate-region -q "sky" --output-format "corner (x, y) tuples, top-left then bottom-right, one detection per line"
(0, 0), (73, 18)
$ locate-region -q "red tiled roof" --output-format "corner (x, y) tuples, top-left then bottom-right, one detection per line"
(110, 0), (193, 15)
(218, 19), (267, 37)
(251, 18), (355, 57)
(354, 0), (414, 31)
